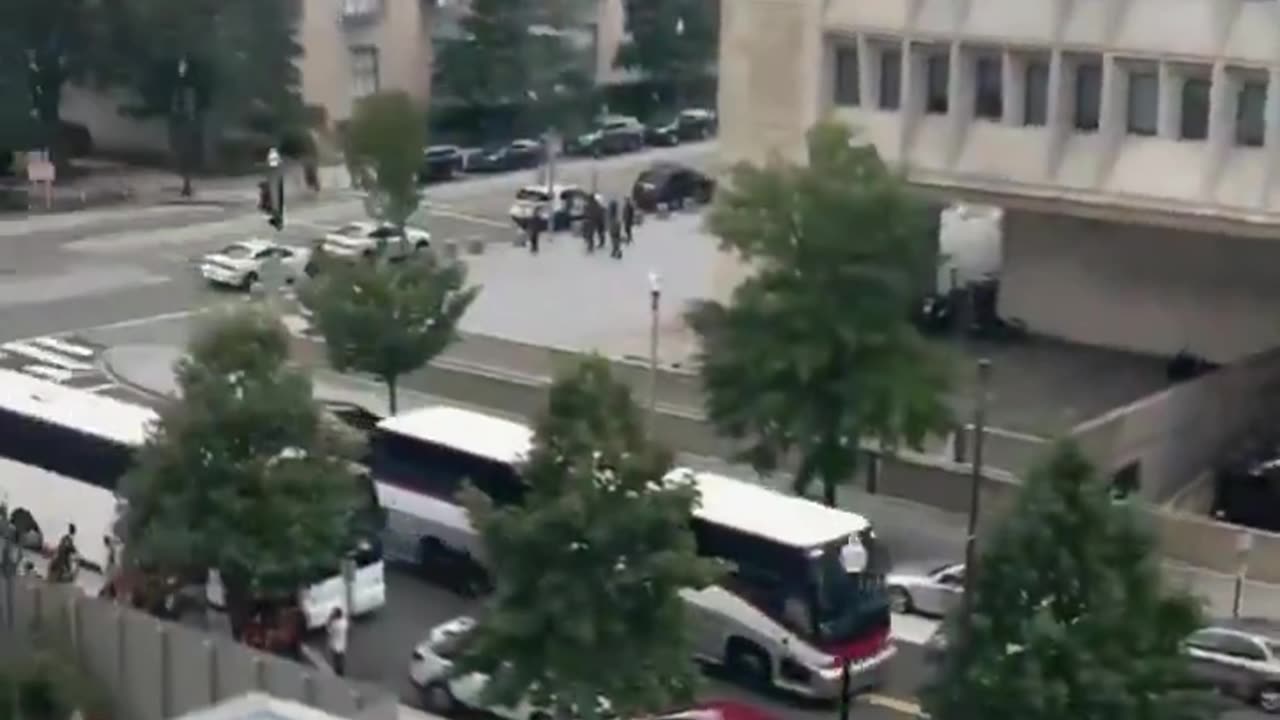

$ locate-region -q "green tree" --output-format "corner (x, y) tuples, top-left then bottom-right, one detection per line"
(433, 0), (594, 133)
(457, 358), (722, 719)
(0, 0), (107, 164)
(110, 0), (307, 181)
(300, 256), (480, 415)
(686, 122), (952, 507)
(116, 308), (363, 635)
(924, 441), (1210, 720)
(615, 0), (720, 109)
(344, 92), (427, 235)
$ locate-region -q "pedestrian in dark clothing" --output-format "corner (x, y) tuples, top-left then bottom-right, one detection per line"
(591, 197), (607, 250)
(609, 214), (623, 259)
(327, 607), (348, 676)
(581, 213), (595, 252)
(527, 218), (540, 254)
(622, 197), (635, 244)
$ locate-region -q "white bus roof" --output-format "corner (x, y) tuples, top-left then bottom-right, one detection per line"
(669, 468), (870, 550)
(0, 368), (159, 447)
(376, 406), (533, 465)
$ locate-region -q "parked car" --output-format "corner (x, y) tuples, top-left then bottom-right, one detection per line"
(465, 139), (544, 173)
(319, 221), (431, 261)
(199, 239), (313, 290)
(644, 116), (682, 147)
(631, 162), (715, 212)
(887, 561), (965, 616)
(410, 616), (610, 720)
(419, 145), (464, 183)
(509, 183), (590, 231)
(674, 108), (718, 140)
(1186, 620), (1280, 712)
(572, 116), (646, 156)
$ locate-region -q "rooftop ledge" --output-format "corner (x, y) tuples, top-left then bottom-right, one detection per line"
(908, 169), (1280, 238)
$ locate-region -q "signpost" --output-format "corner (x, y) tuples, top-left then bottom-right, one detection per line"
(1233, 531), (1253, 617)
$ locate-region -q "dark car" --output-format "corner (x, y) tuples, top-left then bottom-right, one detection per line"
(674, 108), (717, 140)
(419, 145), (464, 183)
(644, 117), (681, 147)
(631, 162), (715, 212)
(464, 139), (544, 173)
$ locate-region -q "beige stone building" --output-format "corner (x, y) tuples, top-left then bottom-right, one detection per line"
(297, 0), (435, 129)
(718, 0), (1280, 363)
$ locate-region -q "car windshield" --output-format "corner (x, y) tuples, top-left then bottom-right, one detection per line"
(808, 532), (891, 641)
(430, 626), (474, 660)
(516, 189), (550, 202)
(218, 244), (254, 259)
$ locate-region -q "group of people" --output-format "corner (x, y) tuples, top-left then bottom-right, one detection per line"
(524, 193), (638, 259)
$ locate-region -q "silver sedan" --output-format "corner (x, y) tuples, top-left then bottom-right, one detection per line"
(887, 561), (966, 617)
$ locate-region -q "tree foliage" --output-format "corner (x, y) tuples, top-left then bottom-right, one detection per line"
(117, 308), (364, 631)
(615, 0), (720, 101)
(925, 441), (1210, 720)
(343, 92), (428, 231)
(433, 0), (595, 130)
(458, 357), (722, 719)
(109, 0), (306, 167)
(0, 0), (109, 158)
(687, 122), (952, 506)
(300, 255), (479, 415)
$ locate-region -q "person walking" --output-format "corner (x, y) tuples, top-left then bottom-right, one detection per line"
(327, 607), (349, 676)
(527, 210), (542, 255)
(581, 203), (596, 253)
(592, 195), (607, 251)
(609, 211), (624, 259)
(622, 197), (636, 244)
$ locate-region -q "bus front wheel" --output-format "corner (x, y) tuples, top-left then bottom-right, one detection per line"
(725, 638), (772, 689)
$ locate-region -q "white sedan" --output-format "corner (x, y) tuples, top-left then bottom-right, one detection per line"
(199, 239), (313, 289)
(409, 616), (608, 720)
(320, 221), (431, 261)
(887, 561), (966, 616)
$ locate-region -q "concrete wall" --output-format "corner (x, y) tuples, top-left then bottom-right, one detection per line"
(1068, 344), (1280, 501)
(1002, 210), (1280, 363)
(0, 579), (397, 720)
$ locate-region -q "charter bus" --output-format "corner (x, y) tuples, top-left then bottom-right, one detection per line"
(0, 368), (386, 629)
(368, 405), (895, 698)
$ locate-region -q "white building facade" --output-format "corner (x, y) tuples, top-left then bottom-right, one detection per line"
(718, 0), (1280, 362)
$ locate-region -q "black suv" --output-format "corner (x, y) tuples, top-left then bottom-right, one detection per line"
(631, 162), (715, 212)
(419, 145), (464, 183)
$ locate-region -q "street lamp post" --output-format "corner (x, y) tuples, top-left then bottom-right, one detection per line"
(648, 272), (662, 434)
(961, 358), (992, 619)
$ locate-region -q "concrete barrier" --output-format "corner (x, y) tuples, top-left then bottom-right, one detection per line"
(0, 578), (397, 720)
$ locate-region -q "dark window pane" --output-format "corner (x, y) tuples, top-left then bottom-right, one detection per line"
(975, 55), (1003, 119)
(1180, 77), (1210, 141)
(1075, 62), (1102, 131)
(1024, 61), (1049, 126)
(1237, 80), (1267, 147)
(834, 45), (860, 106)
(880, 48), (902, 110)
(926, 54), (949, 114)
(1127, 71), (1158, 136)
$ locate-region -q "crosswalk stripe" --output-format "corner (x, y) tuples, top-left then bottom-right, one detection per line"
(1, 341), (94, 371)
(31, 336), (96, 357)
(862, 694), (929, 718)
(23, 365), (76, 383)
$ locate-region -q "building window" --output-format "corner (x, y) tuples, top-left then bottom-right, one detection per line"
(1237, 79), (1267, 147)
(1074, 60), (1102, 131)
(974, 55), (1003, 120)
(1180, 77), (1210, 141)
(879, 47), (902, 110)
(833, 45), (860, 106)
(350, 45), (380, 99)
(1126, 70), (1158, 136)
(1024, 60), (1049, 126)
(925, 53), (949, 114)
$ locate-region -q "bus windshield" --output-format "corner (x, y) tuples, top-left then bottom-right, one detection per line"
(807, 530), (891, 647)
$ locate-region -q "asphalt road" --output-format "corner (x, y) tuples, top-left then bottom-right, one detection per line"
(0, 141), (1271, 720)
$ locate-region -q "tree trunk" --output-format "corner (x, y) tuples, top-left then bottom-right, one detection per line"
(386, 376), (399, 415)
(792, 453), (817, 498)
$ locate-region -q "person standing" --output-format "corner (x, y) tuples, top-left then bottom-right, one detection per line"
(327, 607), (349, 676)
(622, 197), (636, 244)
(527, 210), (542, 255)
(592, 195), (608, 251)
(609, 210), (624, 259)
(581, 202), (596, 253)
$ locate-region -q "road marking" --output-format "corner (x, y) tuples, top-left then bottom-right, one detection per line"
(422, 205), (512, 229)
(2, 341), (94, 371)
(5, 308), (210, 346)
(862, 694), (928, 718)
(23, 365), (76, 383)
(31, 336), (96, 357)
